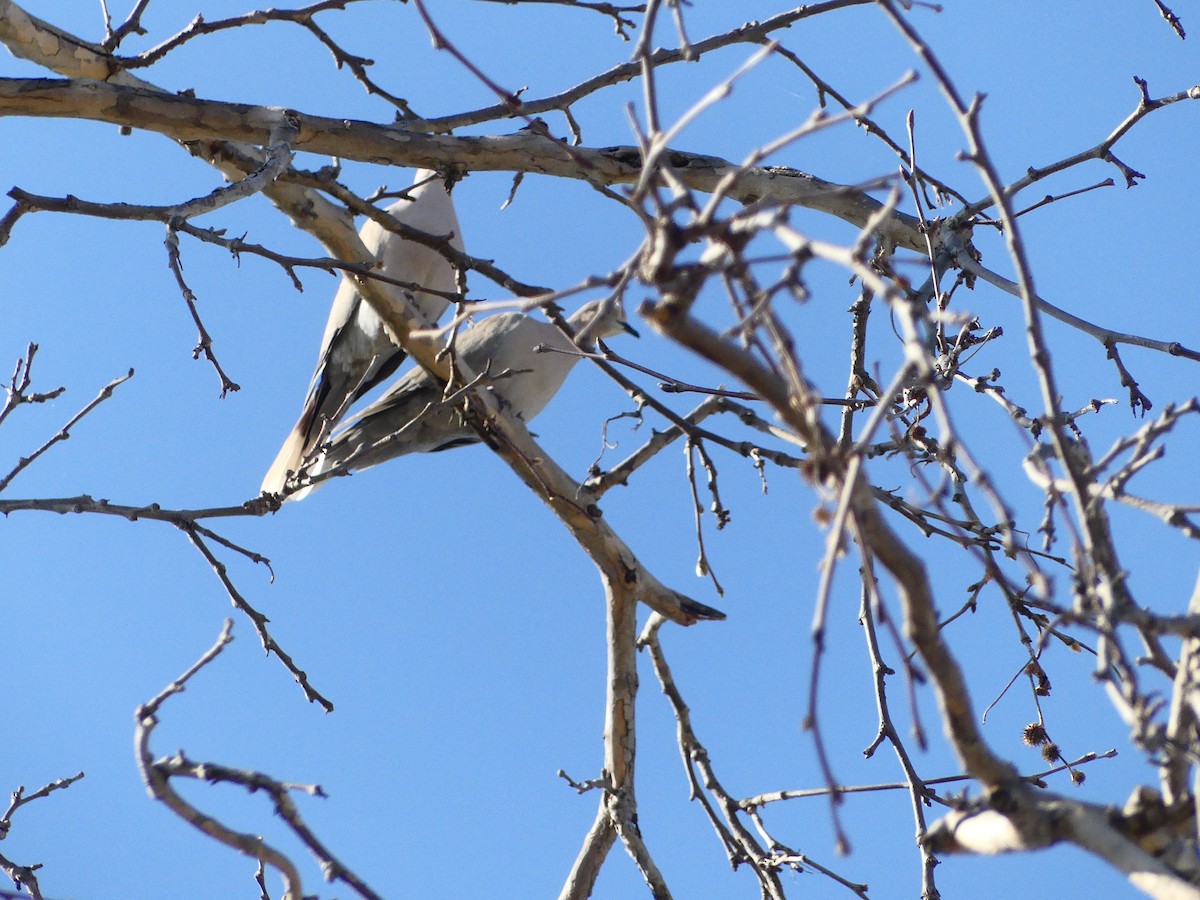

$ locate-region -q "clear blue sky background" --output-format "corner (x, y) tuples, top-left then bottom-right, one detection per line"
(2, 2), (1198, 898)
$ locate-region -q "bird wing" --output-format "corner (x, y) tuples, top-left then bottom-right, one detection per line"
(313, 368), (476, 480)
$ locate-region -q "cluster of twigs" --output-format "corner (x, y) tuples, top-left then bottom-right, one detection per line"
(1, 0), (1197, 898)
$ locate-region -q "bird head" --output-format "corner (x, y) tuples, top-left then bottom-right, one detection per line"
(569, 299), (640, 347)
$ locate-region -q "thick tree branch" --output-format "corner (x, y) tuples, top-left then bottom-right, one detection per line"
(0, 77), (928, 253)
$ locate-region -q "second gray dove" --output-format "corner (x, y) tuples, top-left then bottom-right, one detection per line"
(288, 299), (637, 497)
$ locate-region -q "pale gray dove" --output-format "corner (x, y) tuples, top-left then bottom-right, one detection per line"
(282, 299), (637, 499)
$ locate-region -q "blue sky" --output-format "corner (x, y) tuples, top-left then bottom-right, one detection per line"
(2, 2), (1198, 898)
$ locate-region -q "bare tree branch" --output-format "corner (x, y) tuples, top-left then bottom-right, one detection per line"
(0, 77), (930, 253)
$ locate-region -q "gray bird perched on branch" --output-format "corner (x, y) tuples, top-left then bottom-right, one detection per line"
(262, 170), (464, 496)
(282, 299), (638, 500)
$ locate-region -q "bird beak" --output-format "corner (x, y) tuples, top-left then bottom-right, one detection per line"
(622, 322), (641, 338)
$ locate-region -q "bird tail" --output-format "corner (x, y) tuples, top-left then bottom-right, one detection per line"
(260, 343), (365, 500)
(261, 376), (336, 501)
(261, 427), (329, 502)
(260, 418), (311, 498)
